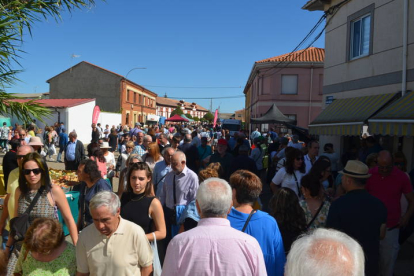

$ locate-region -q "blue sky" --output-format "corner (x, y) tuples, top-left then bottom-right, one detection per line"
(8, 0), (325, 113)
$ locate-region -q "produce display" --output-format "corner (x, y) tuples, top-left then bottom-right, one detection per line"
(49, 169), (79, 189)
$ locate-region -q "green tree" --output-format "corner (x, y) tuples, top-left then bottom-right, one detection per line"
(203, 112), (214, 122)
(193, 116), (200, 121)
(0, 0), (99, 122)
(185, 114), (193, 119)
(170, 107), (184, 117)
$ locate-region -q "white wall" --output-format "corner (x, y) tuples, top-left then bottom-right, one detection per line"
(9, 108), (66, 131)
(97, 112), (122, 128)
(66, 100), (96, 144)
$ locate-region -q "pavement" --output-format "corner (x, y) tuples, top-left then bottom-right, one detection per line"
(0, 151), (413, 274)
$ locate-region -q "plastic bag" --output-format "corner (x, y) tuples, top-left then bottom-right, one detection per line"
(150, 232), (162, 276)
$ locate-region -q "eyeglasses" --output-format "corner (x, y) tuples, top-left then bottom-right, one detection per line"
(23, 168), (41, 175)
(394, 162), (405, 167)
(126, 146), (133, 149)
(20, 134), (26, 137)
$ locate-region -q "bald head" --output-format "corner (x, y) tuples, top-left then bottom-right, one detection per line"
(377, 150), (393, 177)
(171, 151), (186, 174)
(17, 145), (34, 165)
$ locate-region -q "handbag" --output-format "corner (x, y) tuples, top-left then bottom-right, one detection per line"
(9, 187), (44, 242)
(150, 232), (162, 276)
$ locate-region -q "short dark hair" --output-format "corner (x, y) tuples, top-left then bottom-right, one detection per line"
(307, 140), (319, 149)
(80, 159), (101, 182)
(9, 139), (20, 151)
(323, 143), (333, 152)
(229, 170), (262, 205)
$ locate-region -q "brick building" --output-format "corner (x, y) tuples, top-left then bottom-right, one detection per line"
(47, 61), (157, 126)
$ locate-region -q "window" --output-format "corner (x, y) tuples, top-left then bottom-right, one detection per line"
(133, 92), (136, 103)
(139, 94), (142, 104)
(286, 114), (297, 125)
(281, 75), (298, 95)
(350, 15), (371, 59)
(126, 90), (130, 102)
(347, 4), (374, 61)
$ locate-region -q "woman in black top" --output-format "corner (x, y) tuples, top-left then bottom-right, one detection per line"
(120, 162), (166, 242)
(107, 129), (118, 152)
(269, 187), (306, 255)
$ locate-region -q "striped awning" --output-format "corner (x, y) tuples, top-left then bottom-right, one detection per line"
(369, 91), (414, 136)
(309, 93), (397, 136)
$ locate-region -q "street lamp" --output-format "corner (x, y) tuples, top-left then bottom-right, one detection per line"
(125, 67), (147, 79)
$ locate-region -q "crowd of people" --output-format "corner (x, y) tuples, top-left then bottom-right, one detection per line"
(0, 120), (413, 276)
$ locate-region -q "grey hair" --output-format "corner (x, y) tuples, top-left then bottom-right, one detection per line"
(143, 135), (152, 142)
(196, 178), (232, 218)
(89, 191), (121, 215)
(285, 228), (365, 276)
(127, 154), (142, 165)
(184, 134), (192, 143)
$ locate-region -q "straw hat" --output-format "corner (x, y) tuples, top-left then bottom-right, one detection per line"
(28, 136), (43, 146)
(339, 160), (371, 179)
(100, 142), (112, 149)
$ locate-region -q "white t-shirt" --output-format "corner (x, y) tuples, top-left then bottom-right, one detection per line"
(271, 167), (304, 197)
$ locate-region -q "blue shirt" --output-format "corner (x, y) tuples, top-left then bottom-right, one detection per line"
(79, 179), (112, 226)
(228, 208), (286, 276)
(59, 132), (68, 148)
(66, 140), (77, 161)
(153, 160), (172, 197)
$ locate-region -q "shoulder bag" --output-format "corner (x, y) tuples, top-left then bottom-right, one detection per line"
(242, 209), (256, 232)
(292, 172), (303, 199)
(306, 201), (325, 230)
(10, 187), (44, 242)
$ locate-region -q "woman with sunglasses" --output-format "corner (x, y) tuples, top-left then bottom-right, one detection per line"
(120, 162), (166, 241)
(6, 152), (78, 272)
(271, 148), (306, 197)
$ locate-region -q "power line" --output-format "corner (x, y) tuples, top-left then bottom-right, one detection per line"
(167, 95), (244, 100)
(142, 85), (242, 89)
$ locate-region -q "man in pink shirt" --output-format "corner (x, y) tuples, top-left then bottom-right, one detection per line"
(366, 150), (414, 276)
(162, 178), (267, 276)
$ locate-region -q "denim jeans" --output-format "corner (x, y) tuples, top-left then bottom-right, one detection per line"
(57, 147), (64, 161)
(2, 229), (8, 250)
(379, 228), (400, 276)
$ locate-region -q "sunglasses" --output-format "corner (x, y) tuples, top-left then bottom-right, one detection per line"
(126, 146), (133, 149)
(23, 168), (42, 175)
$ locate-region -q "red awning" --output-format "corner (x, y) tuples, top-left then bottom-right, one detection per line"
(165, 114), (189, 122)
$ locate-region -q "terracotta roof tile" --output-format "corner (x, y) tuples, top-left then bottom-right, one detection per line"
(11, 98), (95, 108)
(156, 97), (209, 111)
(256, 47), (325, 63)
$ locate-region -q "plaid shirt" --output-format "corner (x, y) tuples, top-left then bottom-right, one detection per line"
(132, 144), (146, 157)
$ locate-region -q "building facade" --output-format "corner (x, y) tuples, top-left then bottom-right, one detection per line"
(304, 0), (414, 168)
(244, 47), (325, 131)
(156, 97), (208, 119)
(47, 61), (157, 126)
